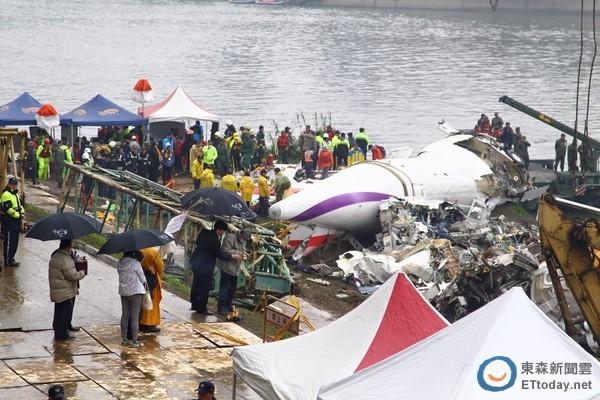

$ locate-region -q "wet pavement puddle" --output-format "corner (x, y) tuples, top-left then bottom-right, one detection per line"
(0, 323), (261, 399)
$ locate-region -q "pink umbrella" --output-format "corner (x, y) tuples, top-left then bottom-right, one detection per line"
(132, 78), (154, 104)
(35, 103), (60, 131)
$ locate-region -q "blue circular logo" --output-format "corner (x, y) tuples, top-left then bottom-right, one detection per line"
(477, 356), (517, 392)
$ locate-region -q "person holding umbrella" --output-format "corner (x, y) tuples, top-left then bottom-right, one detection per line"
(97, 229), (174, 345)
(189, 221), (242, 315)
(117, 250), (147, 347)
(1, 177), (24, 267)
(49, 239), (86, 341)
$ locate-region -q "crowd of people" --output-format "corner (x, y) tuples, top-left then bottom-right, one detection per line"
(289, 125), (386, 179)
(474, 112), (531, 167)
(22, 121), (389, 222)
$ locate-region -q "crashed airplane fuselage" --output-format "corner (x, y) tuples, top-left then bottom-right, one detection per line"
(270, 131), (529, 253)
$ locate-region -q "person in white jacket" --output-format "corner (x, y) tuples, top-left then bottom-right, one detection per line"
(117, 251), (147, 347)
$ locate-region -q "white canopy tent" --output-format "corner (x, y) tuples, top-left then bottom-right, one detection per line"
(232, 273), (449, 400)
(318, 288), (600, 400)
(140, 85), (219, 123)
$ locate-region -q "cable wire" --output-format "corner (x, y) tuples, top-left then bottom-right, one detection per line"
(584, 0), (598, 170)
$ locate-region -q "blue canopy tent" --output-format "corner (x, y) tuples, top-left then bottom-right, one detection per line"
(0, 92), (42, 125)
(62, 94), (144, 126)
(61, 94), (145, 147)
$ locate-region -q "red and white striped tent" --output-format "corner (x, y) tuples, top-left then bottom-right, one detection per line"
(318, 288), (600, 400)
(232, 273), (449, 400)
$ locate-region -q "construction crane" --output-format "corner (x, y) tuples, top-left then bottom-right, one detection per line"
(499, 95), (600, 172)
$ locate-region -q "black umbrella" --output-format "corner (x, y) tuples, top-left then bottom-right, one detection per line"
(180, 188), (257, 220)
(26, 212), (100, 241)
(97, 229), (174, 254)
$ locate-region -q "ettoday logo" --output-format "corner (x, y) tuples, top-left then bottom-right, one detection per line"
(477, 356), (517, 392)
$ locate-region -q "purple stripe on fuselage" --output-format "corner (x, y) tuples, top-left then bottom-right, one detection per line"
(291, 192), (391, 222)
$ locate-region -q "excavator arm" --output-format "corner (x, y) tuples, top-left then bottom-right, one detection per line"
(538, 194), (600, 343)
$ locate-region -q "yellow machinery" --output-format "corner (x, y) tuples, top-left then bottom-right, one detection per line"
(538, 193), (600, 344)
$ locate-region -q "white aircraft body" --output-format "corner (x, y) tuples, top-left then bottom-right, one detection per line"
(270, 128), (529, 256)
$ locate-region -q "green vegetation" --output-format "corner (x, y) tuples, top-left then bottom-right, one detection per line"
(79, 232), (107, 249)
(24, 203), (48, 222)
(162, 274), (191, 298)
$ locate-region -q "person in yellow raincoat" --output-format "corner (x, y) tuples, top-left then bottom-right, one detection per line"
(239, 171), (254, 207)
(257, 169), (270, 217)
(139, 247), (165, 332)
(191, 154), (204, 190)
(220, 170), (237, 192)
(200, 168), (215, 188)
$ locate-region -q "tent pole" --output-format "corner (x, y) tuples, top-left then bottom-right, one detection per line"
(142, 101), (145, 142)
(232, 373), (237, 400)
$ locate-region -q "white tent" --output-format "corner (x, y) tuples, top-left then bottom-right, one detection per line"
(232, 273), (449, 400)
(140, 85), (219, 123)
(318, 288), (600, 400)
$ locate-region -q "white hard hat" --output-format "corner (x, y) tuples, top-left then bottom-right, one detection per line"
(214, 131), (222, 138)
(109, 141), (117, 148)
(82, 152), (91, 161)
(225, 120), (233, 126)
(244, 122), (251, 129)
(84, 147), (92, 153)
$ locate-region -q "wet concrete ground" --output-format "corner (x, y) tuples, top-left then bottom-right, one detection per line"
(0, 237), (262, 399)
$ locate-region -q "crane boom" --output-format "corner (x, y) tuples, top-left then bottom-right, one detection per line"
(499, 95), (600, 171)
(499, 95), (600, 148)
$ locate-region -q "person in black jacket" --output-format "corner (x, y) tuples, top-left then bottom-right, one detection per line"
(148, 140), (161, 182)
(189, 221), (242, 314)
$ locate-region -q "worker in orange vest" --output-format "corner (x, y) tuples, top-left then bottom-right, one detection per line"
(317, 147), (333, 179)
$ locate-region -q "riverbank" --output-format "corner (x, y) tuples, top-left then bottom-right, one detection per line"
(24, 178), (362, 337)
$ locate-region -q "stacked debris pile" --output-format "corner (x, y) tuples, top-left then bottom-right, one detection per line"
(336, 199), (541, 322)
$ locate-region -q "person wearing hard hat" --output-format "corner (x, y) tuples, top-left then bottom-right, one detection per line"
(224, 121), (236, 138)
(81, 148), (94, 167)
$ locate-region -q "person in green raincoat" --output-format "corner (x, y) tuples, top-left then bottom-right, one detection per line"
(36, 138), (52, 181)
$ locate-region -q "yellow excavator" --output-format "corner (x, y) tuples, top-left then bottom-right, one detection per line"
(538, 193), (600, 348)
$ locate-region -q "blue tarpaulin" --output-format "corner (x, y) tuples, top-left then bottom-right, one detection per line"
(62, 94), (143, 126)
(0, 92), (42, 125)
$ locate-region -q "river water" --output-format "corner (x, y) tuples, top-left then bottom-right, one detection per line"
(1, 0), (600, 157)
